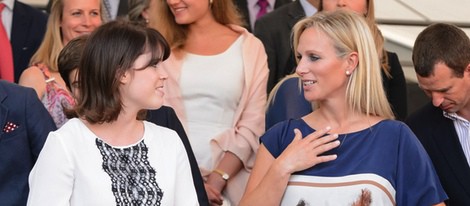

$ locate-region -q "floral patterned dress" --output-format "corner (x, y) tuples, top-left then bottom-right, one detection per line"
(37, 64), (75, 128)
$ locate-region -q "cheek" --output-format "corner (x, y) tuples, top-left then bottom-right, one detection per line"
(322, 2), (337, 11)
(91, 17), (103, 27)
(61, 19), (77, 35)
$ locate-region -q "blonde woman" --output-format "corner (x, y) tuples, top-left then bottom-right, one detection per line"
(321, 0), (408, 120)
(240, 10), (447, 205)
(19, 0), (102, 127)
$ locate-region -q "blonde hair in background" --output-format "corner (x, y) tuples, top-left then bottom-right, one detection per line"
(29, 0), (104, 72)
(320, 0), (390, 76)
(127, 0), (151, 26)
(292, 10), (394, 119)
(152, 0), (244, 49)
(364, 0), (390, 76)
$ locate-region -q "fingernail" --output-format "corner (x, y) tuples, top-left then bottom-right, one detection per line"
(325, 126), (331, 130)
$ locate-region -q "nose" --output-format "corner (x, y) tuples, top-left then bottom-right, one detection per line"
(158, 68), (168, 80)
(166, 0), (179, 5)
(337, 0), (347, 7)
(431, 93), (445, 107)
(295, 60), (308, 76)
(82, 14), (91, 26)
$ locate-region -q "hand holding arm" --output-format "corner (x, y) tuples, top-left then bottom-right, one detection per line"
(206, 152), (243, 205)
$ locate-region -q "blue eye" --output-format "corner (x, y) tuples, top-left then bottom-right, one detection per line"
(308, 55), (320, 61)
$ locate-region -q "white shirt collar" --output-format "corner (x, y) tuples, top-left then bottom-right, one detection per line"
(299, 0), (318, 17)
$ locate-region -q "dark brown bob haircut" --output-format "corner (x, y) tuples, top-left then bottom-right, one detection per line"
(76, 20), (170, 124)
(412, 23), (470, 78)
(58, 34), (88, 90)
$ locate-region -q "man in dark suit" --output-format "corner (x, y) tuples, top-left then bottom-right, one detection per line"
(0, 80), (57, 205)
(254, 0), (319, 93)
(8, 0), (48, 82)
(233, 0), (291, 32)
(405, 23), (470, 205)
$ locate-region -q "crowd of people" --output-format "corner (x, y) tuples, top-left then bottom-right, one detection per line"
(1, 0), (469, 205)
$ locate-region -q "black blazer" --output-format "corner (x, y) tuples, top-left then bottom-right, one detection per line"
(11, 0), (48, 82)
(406, 102), (470, 205)
(146, 106), (209, 206)
(0, 80), (57, 205)
(383, 51), (407, 120)
(254, 0), (304, 93)
(234, 0), (291, 32)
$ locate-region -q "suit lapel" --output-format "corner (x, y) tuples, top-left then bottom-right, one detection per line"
(433, 113), (470, 195)
(274, 0), (291, 8)
(0, 85), (8, 138)
(287, 0), (305, 31)
(117, 0), (128, 17)
(10, 2), (30, 70)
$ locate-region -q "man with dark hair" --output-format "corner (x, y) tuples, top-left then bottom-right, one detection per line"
(406, 23), (470, 205)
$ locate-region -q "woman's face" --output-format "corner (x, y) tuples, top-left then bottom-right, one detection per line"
(295, 27), (356, 102)
(68, 69), (80, 98)
(60, 0), (102, 45)
(165, 0), (213, 25)
(322, 0), (368, 16)
(120, 51), (168, 111)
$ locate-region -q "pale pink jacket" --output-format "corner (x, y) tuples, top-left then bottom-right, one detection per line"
(162, 25), (268, 204)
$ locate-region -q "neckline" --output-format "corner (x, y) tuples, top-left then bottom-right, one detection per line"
(299, 118), (389, 136)
(185, 35), (243, 57)
(76, 119), (147, 149)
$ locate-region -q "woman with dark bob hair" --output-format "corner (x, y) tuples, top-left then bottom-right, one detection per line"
(27, 20), (199, 205)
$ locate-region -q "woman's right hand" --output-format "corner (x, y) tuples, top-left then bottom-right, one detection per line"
(204, 182), (224, 206)
(275, 127), (340, 175)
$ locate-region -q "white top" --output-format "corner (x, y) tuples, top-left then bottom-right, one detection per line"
(179, 35), (244, 170)
(27, 118), (198, 206)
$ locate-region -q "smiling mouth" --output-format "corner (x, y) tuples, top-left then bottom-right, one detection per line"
(303, 80), (317, 86)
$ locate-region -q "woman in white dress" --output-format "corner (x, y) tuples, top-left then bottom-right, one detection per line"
(27, 20), (198, 206)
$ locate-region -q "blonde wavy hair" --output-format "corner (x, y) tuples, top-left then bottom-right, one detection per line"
(292, 10), (394, 119)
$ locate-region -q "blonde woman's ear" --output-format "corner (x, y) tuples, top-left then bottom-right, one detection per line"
(346, 51), (359, 72)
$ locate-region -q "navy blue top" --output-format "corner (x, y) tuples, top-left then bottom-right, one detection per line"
(261, 119), (447, 205)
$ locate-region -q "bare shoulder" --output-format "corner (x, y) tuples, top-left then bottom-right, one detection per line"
(18, 66), (46, 98)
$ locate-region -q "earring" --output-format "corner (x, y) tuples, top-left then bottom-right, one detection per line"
(346, 70), (351, 76)
(209, 0), (213, 4)
(145, 18), (149, 24)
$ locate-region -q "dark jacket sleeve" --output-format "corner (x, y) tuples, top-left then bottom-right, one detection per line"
(383, 52), (408, 121)
(146, 107), (209, 206)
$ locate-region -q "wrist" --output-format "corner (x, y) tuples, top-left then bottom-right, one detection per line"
(212, 169), (230, 181)
(273, 158), (294, 177)
(207, 170), (228, 192)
